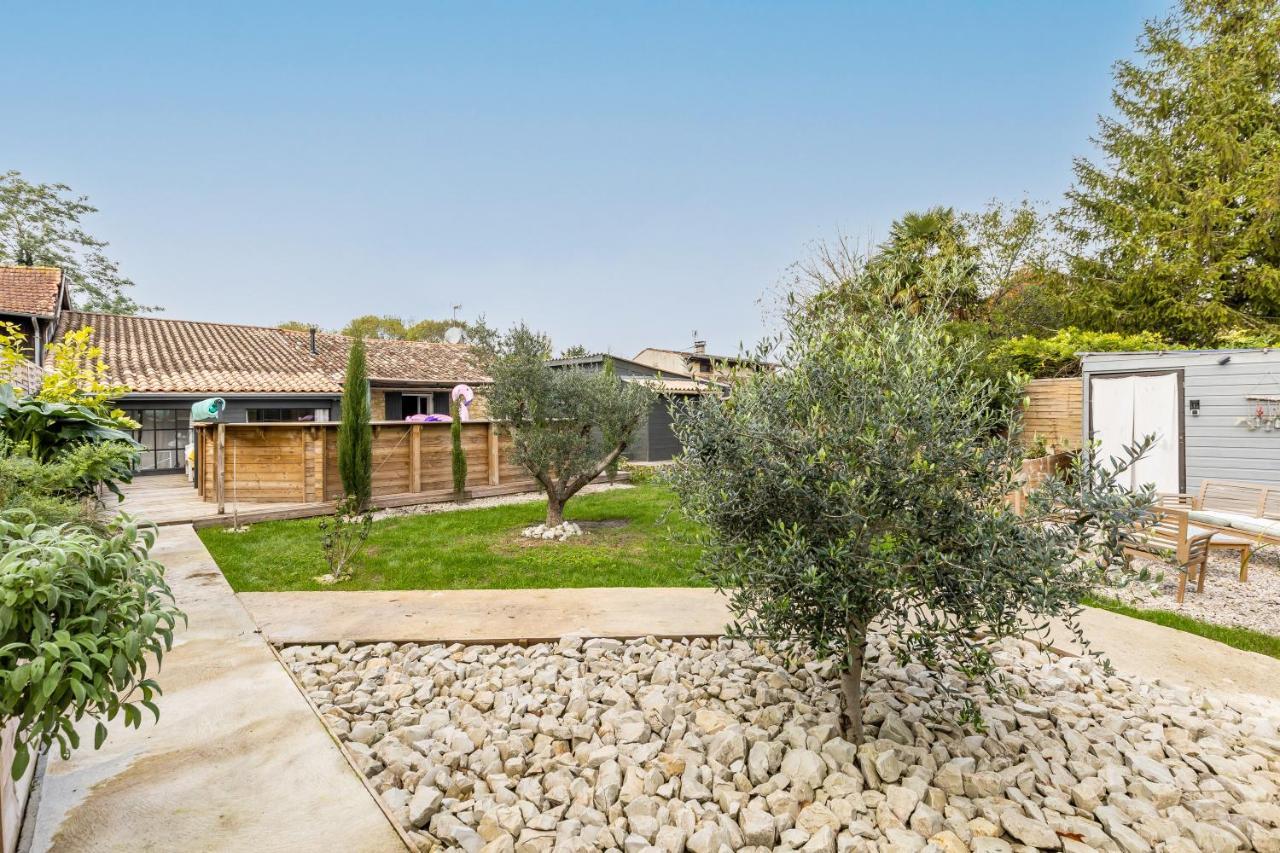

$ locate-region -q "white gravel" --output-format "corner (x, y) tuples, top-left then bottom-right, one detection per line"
(283, 633), (1280, 852)
(1109, 546), (1280, 636)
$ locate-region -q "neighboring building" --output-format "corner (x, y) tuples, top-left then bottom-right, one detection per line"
(633, 339), (772, 383)
(0, 266), (71, 363)
(1081, 348), (1280, 492)
(547, 353), (723, 462)
(52, 311), (489, 473)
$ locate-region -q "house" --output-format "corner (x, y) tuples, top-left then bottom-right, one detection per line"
(49, 311), (489, 473)
(1081, 348), (1280, 492)
(633, 339), (772, 383)
(546, 353), (723, 462)
(0, 266), (72, 364)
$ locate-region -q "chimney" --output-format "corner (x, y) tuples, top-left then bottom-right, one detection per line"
(309, 326), (318, 355)
(692, 339), (706, 355)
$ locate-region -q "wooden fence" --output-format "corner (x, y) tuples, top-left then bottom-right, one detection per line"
(195, 421), (531, 507)
(1022, 378), (1082, 451)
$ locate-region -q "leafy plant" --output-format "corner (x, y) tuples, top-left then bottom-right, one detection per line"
(487, 325), (654, 526)
(315, 495), (373, 584)
(669, 272), (1154, 742)
(36, 326), (130, 412)
(337, 336), (372, 510)
(0, 511), (183, 779)
(0, 440), (140, 524)
(0, 384), (139, 470)
(450, 396), (467, 498)
(991, 327), (1177, 379)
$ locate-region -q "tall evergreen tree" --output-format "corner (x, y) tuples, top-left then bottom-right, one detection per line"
(338, 336), (372, 510)
(1064, 0), (1280, 345)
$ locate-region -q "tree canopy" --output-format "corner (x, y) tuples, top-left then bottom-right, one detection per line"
(0, 171), (152, 315)
(1064, 0), (1280, 345)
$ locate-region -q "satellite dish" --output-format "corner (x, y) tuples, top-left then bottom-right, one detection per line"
(443, 326), (465, 344)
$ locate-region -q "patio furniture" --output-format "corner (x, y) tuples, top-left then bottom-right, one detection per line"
(1121, 508), (1215, 603)
(1159, 480), (1278, 581)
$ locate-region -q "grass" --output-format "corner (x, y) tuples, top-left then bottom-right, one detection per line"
(1084, 594), (1280, 660)
(199, 483), (708, 592)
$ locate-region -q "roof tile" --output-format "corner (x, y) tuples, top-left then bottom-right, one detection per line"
(0, 266), (64, 317)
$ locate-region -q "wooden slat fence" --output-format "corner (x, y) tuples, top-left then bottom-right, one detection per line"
(195, 420), (531, 506)
(1021, 378), (1082, 451)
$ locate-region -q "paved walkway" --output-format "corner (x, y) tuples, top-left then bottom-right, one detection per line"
(239, 587), (735, 645)
(1050, 607), (1280, 714)
(30, 526), (404, 852)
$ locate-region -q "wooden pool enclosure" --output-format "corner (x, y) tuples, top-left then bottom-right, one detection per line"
(194, 420), (532, 510)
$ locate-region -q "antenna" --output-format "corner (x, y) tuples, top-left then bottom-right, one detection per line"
(452, 304), (463, 321)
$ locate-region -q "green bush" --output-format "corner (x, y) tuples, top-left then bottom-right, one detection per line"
(451, 397), (467, 497)
(0, 511), (184, 779)
(337, 337), (372, 510)
(0, 440), (140, 525)
(991, 327), (1176, 378)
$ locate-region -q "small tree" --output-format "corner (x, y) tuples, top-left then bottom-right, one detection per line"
(337, 336), (372, 511)
(450, 396), (467, 498)
(669, 273), (1153, 742)
(487, 325), (653, 526)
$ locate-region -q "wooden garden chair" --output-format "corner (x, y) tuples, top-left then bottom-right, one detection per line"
(1121, 507), (1215, 604)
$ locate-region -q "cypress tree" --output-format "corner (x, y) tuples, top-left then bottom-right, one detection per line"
(451, 396), (467, 498)
(338, 336), (372, 510)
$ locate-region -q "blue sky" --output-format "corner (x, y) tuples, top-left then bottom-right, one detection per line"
(4, 1), (1167, 356)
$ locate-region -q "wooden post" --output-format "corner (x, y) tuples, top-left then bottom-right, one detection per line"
(487, 422), (500, 486)
(410, 424), (422, 492)
(215, 423), (226, 515)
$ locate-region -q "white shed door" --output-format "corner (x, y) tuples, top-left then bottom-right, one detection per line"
(1090, 373), (1180, 493)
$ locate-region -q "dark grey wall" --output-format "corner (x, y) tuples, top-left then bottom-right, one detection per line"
(120, 395), (339, 424)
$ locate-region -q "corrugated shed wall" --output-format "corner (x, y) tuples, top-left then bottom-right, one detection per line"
(1082, 349), (1280, 491)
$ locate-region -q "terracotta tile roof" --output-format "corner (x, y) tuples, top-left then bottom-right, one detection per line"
(0, 266), (64, 317)
(54, 311), (490, 395)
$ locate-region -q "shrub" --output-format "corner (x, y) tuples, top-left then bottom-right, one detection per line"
(487, 326), (653, 526)
(451, 397), (467, 498)
(315, 495), (373, 585)
(337, 336), (372, 510)
(0, 511), (183, 779)
(670, 278), (1153, 741)
(991, 327), (1176, 378)
(0, 440), (140, 524)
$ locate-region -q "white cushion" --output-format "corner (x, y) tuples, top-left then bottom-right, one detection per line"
(1188, 509), (1259, 528)
(1228, 517), (1280, 539)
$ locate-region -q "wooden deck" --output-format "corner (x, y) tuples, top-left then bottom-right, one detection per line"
(116, 474), (318, 526)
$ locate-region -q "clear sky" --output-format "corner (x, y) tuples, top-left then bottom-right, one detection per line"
(4, 1), (1167, 357)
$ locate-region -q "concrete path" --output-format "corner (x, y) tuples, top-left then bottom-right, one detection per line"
(30, 526), (405, 853)
(239, 587), (734, 645)
(1049, 606), (1280, 714)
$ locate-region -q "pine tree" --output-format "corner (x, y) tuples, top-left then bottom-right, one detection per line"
(1064, 0), (1280, 345)
(338, 336), (372, 510)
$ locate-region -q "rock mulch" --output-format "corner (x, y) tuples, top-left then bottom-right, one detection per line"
(1110, 547), (1280, 636)
(282, 635), (1280, 852)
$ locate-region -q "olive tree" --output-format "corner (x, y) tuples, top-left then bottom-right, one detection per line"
(488, 325), (653, 526)
(669, 275), (1153, 741)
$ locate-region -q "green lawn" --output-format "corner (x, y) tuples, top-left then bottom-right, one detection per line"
(1084, 595), (1280, 661)
(199, 483), (708, 591)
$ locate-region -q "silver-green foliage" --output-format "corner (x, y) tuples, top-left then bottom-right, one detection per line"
(0, 511), (183, 779)
(487, 325), (654, 525)
(669, 289), (1153, 741)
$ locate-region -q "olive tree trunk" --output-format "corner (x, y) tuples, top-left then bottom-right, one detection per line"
(840, 621), (868, 743)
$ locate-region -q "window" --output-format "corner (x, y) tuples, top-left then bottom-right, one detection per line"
(403, 393), (451, 416)
(122, 408), (191, 472)
(246, 408), (325, 423)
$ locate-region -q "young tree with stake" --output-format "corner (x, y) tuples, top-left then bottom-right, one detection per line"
(669, 265), (1153, 741)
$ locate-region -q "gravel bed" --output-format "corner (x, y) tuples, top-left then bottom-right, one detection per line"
(372, 483), (633, 522)
(1108, 547), (1280, 636)
(283, 634), (1280, 852)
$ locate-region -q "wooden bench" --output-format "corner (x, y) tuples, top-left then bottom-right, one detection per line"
(1159, 480), (1279, 581)
(1121, 508), (1215, 603)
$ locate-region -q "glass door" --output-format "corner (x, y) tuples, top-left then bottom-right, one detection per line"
(123, 407), (191, 472)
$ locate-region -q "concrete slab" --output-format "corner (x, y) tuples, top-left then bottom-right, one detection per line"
(1050, 607), (1280, 714)
(29, 526), (405, 853)
(239, 587), (734, 645)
